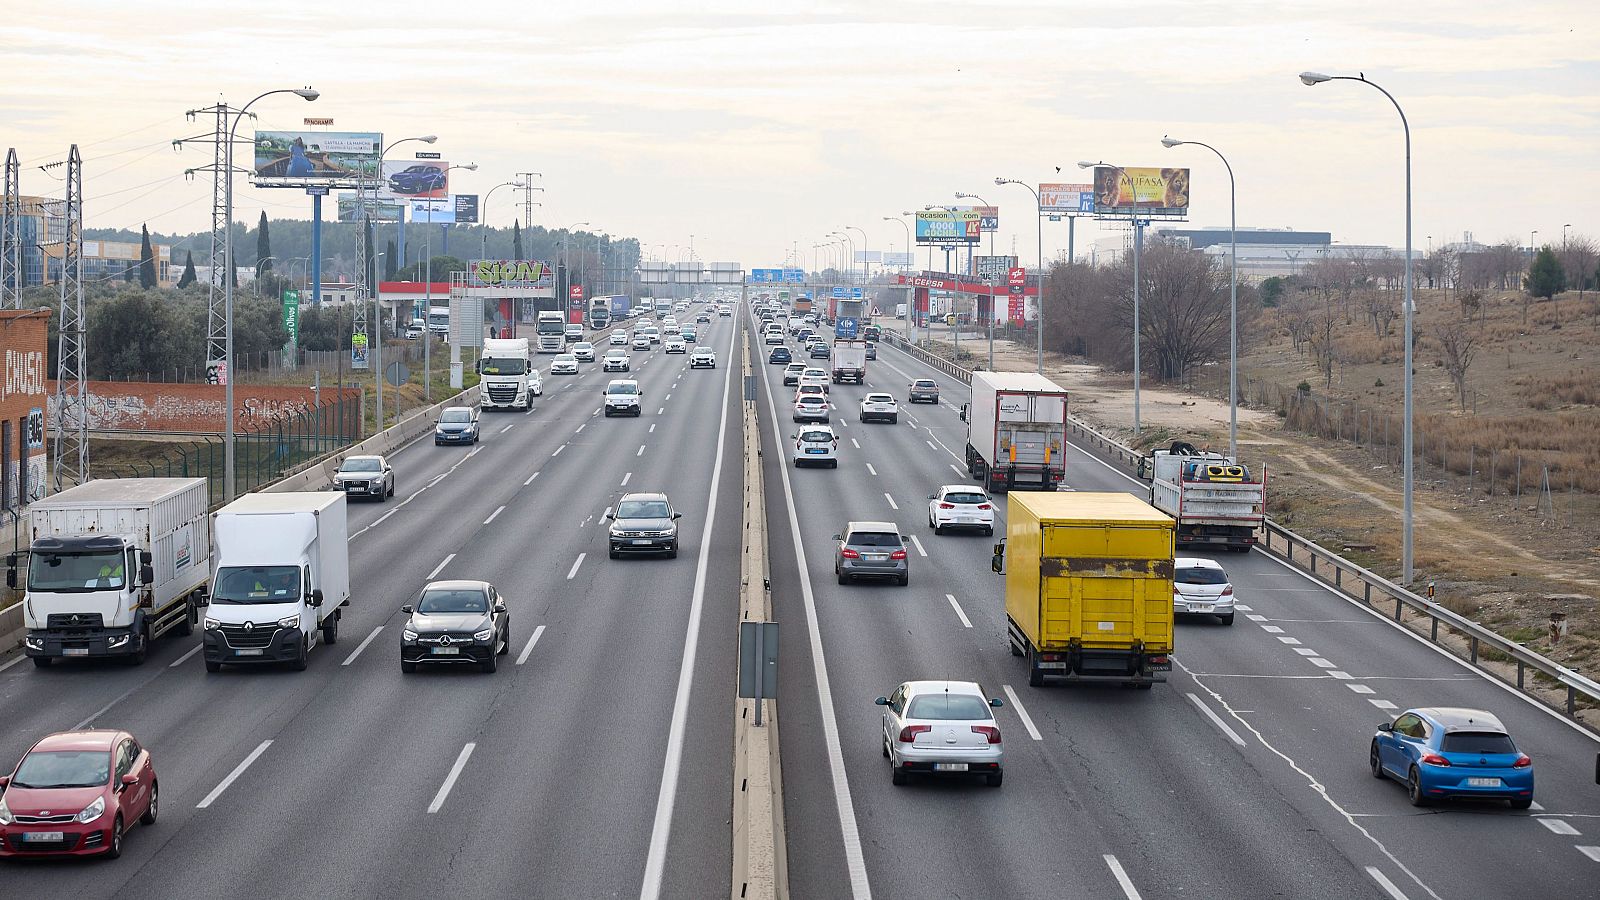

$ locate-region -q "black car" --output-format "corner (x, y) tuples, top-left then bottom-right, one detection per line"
(810, 343), (831, 359)
(607, 492), (681, 559)
(400, 580), (511, 673)
(769, 346), (792, 364)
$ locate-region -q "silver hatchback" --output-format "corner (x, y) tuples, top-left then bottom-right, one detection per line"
(833, 521), (909, 586)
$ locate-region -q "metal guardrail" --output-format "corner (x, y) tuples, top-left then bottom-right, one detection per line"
(879, 331), (973, 385)
(890, 335), (1600, 727)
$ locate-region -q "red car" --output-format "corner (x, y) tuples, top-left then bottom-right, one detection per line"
(0, 730), (157, 859)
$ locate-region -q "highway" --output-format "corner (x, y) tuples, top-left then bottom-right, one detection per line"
(0, 312), (744, 898)
(2, 298), (1598, 899)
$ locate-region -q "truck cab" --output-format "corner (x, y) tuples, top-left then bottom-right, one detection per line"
(479, 337), (540, 410)
(535, 311), (566, 353)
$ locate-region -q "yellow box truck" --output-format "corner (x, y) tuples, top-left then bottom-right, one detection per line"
(994, 492), (1175, 688)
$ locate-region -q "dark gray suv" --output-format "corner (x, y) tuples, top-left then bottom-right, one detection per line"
(833, 521), (910, 586)
(607, 493), (681, 558)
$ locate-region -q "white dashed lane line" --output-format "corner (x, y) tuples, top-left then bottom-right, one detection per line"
(552, 445), (566, 457)
(851, 438), (860, 449)
(1104, 854), (1144, 900)
(884, 493), (898, 510)
(908, 535), (928, 557)
(427, 743), (476, 814)
(866, 463), (877, 476)
(525, 471), (540, 485)
(484, 505), (506, 525)
(1368, 699), (1399, 711)
(1000, 685), (1043, 741)
(1277, 636), (1302, 646)
(1261, 625), (1285, 633)
(196, 741), (273, 809)
(944, 593), (972, 628)
(427, 554), (455, 580)
(342, 626), (384, 666)
(1347, 684), (1376, 694)
(1186, 692), (1246, 747)
(567, 553), (586, 580)
(517, 625), (546, 665)
(622, 472), (632, 486)
(1539, 818), (1582, 836)
(501, 422), (516, 433)
(638, 445), (646, 457)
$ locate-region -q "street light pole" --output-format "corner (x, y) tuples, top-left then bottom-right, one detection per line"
(1078, 162), (1141, 435)
(994, 178), (1043, 374)
(222, 86), (318, 502)
(372, 135), (437, 433)
(955, 193), (996, 368)
(883, 215), (912, 340)
(1163, 136), (1239, 459)
(1300, 70), (1416, 585)
(421, 162), (477, 402)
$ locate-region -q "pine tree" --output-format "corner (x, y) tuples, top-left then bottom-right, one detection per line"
(384, 238), (398, 279)
(512, 220), (524, 260)
(363, 216), (376, 288)
(178, 250), (197, 287)
(1525, 246), (1565, 300)
(139, 224), (158, 288)
(256, 211), (272, 274)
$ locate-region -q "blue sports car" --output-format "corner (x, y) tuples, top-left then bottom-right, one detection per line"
(1371, 707), (1533, 808)
(387, 164), (446, 195)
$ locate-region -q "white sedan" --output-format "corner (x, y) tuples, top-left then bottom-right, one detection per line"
(632, 335), (652, 351)
(610, 332), (629, 346)
(549, 353), (579, 375)
(928, 485), (995, 535)
(689, 347), (716, 369)
(792, 424), (838, 468)
(876, 680), (1005, 787)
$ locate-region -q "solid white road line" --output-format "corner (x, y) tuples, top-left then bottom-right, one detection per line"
(909, 535), (928, 557)
(372, 509), (397, 528)
(945, 593), (972, 628)
(428, 743), (476, 814)
(567, 553), (586, 580)
(501, 422), (516, 433)
(516, 625), (546, 665)
(1538, 818), (1581, 836)
(1185, 692), (1247, 747)
(525, 471), (541, 486)
(342, 626), (384, 666)
(622, 472), (633, 486)
(866, 463), (877, 476)
(169, 644), (203, 668)
(1001, 685), (1043, 741)
(1104, 854), (1144, 900)
(197, 740), (273, 809)
(484, 505), (506, 525)
(640, 315), (740, 900)
(1366, 867), (1412, 900)
(884, 493), (898, 510)
(427, 554), (455, 580)
(0, 652), (24, 673)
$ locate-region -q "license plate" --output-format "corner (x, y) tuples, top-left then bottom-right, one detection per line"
(806, 448), (826, 454)
(432, 647), (460, 655)
(63, 648), (89, 657)
(235, 648), (264, 656)
(1192, 605), (1214, 613)
(865, 554), (887, 562)
(632, 539), (654, 545)
(1467, 777), (1501, 787)
(22, 832), (64, 842)
(933, 763), (968, 772)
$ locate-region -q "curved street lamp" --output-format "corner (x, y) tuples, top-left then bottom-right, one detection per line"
(1079, 160), (1143, 435)
(993, 178), (1044, 373)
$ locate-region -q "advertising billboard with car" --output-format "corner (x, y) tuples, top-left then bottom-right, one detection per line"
(253, 131), (380, 185)
(1091, 167), (1191, 216)
(915, 210), (980, 244)
(378, 160), (449, 199)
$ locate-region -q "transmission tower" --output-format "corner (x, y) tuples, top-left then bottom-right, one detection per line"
(517, 173), (542, 238)
(177, 103), (249, 383)
(51, 145), (86, 491)
(2, 148), (19, 309)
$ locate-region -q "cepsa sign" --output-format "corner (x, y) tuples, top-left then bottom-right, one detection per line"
(469, 259), (554, 288)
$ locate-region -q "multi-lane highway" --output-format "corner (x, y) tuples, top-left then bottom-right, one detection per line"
(3, 297), (1597, 900)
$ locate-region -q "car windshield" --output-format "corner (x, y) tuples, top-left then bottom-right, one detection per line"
(480, 357), (527, 375)
(1441, 732), (1517, 754)
(554, 355), (576, 363)
(340, 458), (381, 473)
(797, 397), (824, 406)
(575, 343), (592, 351)
(906, 694), (991, 720)
(943, 491), (988, 504)
(800, 430), (833, 442)
(914, 380), (937, 388)
(847, 531), (901, 547)
(866, 394), (894, 403)
(12, 750), (111, 789)
(617, 500), (670, 519)
(212, 565), (300, 605)
(440, 409), (472, 423)
(27, 549), (126, 592)
(1175, 566), (1229, 585)
(418, 588), (488, 614)
(607, 384), (638, 395)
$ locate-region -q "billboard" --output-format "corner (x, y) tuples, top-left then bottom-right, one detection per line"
(453, 194), (479, 224)
(1092, 167), (1191, 215)
(972, 255), (1017, 282)
(337, 193), (403, 224)
(955, 205), (999, 232)
(378, 160), (449, 200)
(915, 210), (980, 245)
(1038, 183), (1095, 214)
(409, 197), (456, 224)
(881, 251), (914, 267)
(253, 131), (380, 185)
(468, 259), (555, 288)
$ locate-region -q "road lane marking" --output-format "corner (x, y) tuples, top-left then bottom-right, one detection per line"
(525, 471), (540, 485)
(950, 463), (963, 475)
(1348, 684), (1376, 694)
(1234, 604), (1253, 611)
(484, 505), (506, 525)
(1369, 699), (1398, 711)
(851, 438), (860, 448)
(1307, 658), (1338, 668)
(637, 444), (647, 456)
(1366, 867), (1411, 900)
(622, 472), (632, 486)
(909, 535), (928, 557)
(342, 626), (384, 666)
(567, 553), (586, 580)
(838, 419), (848, 428)
(1246, 614), (1268, 622)
(500, 422), (516, 433)
(925, 440), (936, 450)
(428, 743), (476, 814)
(372, 509), (397, 528)
(1576, 846), (1600, 862)
(866, 463), (877, 476)
(1293, 647), (1318, 656)
(197, 740), (273, 809)
(1104, 854), (1144, 900)
(0, 654), (25, 674)
(169, 645), (202, 668)
(517, 625), (546, 665)
(1328, 670), (1353, 679)
(466, 446), (483, 459)
(1538, 818), (1582, 836)
(1277, 636), (1302, 645)
(427, 554), (455, 580)
(884, 493), (898, 510)
(1261, 625), (1285, 633)
(576, 423), (587, 433)
(1001, 685), (1043, 741)
(650, 423), (657, 433)
(945, 593), (972, 628)
(657, 407), (665, 414)
(1185, 692), (1246, 746)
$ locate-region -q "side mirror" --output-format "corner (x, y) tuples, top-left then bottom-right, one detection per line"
(140, 565), (155, 586)
(493, 601), (507, 614)
(989, 698), (1004, 708)
(4, 553), (14, 568)
(401, 604), (414, 614)
(4, 570), (13, 589)
(0, 775), (9, 788)
(120, 773), (139, 788)
(672, 512), (682, 520)
(960, 404), (969, 422)
(900, 535), (910, 541)
(309, 589), (325, 608)
(874, 696), (890, 706)
(603, 508), (613, 520)
(194, 592), (209, 608)
(928, 493), (937, 500)
(991, 539), (1007, 574)
(140, 550), (153, 565)
(831, 533), (842, 542)
(1376, 721), (1393, 733)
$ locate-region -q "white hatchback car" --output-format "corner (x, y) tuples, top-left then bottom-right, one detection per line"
(859, 392), (898, 424)
(1173, 557), (1235, 625)
(549, 353), (579, 375)
(793, 394), (830, 423)
(792, 424), (838, 468)
(632, 334), (652, 351)
(571, 342), (596, 362)
(764, 327), (785, 346)
(689, 347), (716, 369)
(664, 337), (687, 354)
(799, 368), (830, 394)
(876, 680), (1005, 787)
(928, 485), (995, 535)
(602, 350), (630, 372)
(609, 331), (629, 346)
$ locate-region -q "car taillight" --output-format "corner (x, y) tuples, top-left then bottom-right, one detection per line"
(890, 550), (907, 560)
(898, 725), (931, 743)
(1513, 754), (1532, 768)
(938, 503), (956, 509)
(977, 503), (991, 510)
(1420, 753), (1451, 767)
(1221, 585), (1234, 596)
(972, 725), (1002, 744)
(840, 548), (860, 559)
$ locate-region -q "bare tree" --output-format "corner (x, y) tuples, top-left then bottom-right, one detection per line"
(1307, 292), (1338, 388)
(1561, 235), (1596, 301)
(1435, 321), (1477, 410)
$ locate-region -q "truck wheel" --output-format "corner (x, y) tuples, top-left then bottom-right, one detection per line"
(1026, 647), (1045, 687)
(32, 656), (51, 669)
(127, 626), (149, 666)
(322, 614), (339, 645)
(175, 598), (195, 637)
(205, 660), (221, 673)
(289, 637), (309, 671)
(1009, 641), (1024, 658)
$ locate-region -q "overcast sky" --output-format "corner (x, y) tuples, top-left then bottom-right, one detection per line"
(4, 0), (1595, 269)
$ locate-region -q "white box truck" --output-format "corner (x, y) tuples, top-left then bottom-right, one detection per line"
(479, 337), (540, 410)
(199, 492), (351, 672)
(960, 371), (1069, 492)
(1148, 442), (1265, 552)
(8, 477), (211, 667)
(831, 340), (867, 384)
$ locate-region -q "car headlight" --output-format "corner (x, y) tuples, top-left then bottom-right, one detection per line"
(76, 796), (106, 824)
(204, 617), (221, 631)
(473, 628), (494, 643)
(402, 629), (419, 643)
(108, 633), (130, 649)
(0, 797), (14, 825)
(277, 614), (300, 630)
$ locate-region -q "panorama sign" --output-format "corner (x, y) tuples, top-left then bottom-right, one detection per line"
(468, 259), (555, 288)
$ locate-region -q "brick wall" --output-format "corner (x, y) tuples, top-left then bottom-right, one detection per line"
(0, 311), (52, 507)
(46, 381), (361, 434)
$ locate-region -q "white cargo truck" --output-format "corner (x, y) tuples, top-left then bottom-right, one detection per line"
(831, 339), (867, 384)
(9, 477), (211, 667)
(199, 492), (351, 672)
(535, 310), (566, 353)
(960, 371), (1069, 492)
(1148, 442), (1265, 552)
(479, 337), (540, 410)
